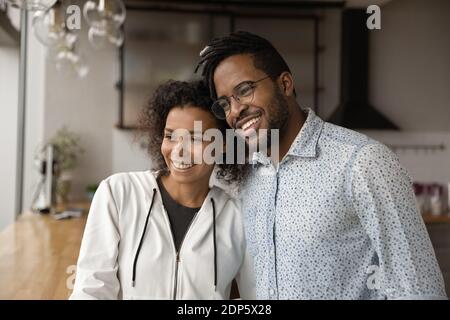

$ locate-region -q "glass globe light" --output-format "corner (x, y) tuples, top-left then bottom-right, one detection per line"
(32, 7), (67, 46)
(88, 25), (123, 49)
(53, 47), (89, 78)
(83, 0), (126, 29)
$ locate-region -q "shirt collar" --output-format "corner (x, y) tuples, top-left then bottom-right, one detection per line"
(251, 108), (324, 166)
(288, 108), (324, 158)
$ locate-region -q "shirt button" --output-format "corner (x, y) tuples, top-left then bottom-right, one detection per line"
(269, 289), (275, 296)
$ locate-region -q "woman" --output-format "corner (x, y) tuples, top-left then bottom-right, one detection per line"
(70, 80), (255, 300)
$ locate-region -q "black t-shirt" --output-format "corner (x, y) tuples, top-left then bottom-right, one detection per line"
(157, 178), (201, 252)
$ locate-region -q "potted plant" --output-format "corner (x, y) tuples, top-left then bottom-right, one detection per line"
(85, 183), (99, 201)
(47, 126), (84, 204)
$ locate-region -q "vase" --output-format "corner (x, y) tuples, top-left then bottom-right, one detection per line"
(56, 174), (72, 205)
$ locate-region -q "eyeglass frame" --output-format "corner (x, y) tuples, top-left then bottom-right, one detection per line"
(211, 75), (271, 120)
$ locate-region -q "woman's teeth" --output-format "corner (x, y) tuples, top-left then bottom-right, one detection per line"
(241, 116), (261, 131)
(172, 161), (193, 170)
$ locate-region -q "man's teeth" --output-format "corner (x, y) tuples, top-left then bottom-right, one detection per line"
(241, 116), (261, 131)
(172, 161), (193, 169)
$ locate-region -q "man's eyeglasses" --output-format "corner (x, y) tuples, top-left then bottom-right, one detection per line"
(211, 76), (270, 120)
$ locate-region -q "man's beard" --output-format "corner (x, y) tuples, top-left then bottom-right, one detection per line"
(265, 86), (290, 149)
(243, 86), (290, 161)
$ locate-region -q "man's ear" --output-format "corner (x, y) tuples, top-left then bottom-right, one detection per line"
(278, 72), (295, 97)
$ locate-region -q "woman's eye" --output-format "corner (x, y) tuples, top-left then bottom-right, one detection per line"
(191, 135), (203, 142)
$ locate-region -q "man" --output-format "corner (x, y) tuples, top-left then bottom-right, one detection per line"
(195, 31), (446, 299)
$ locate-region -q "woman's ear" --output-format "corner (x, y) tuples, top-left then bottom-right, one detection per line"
(278, 72), (295, 97)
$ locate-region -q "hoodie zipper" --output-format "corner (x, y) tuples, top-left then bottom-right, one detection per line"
(167, 205), (202, 300)
(173, 252), (180, 300)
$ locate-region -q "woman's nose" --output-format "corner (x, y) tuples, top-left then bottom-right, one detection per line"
(171, 136), (190, 161)
(173, 136), (184, 156)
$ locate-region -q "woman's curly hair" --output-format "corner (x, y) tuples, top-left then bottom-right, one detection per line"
(137, 80), (249, 185)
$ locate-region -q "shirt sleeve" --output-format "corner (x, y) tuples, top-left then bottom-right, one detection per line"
(230, 198), (256, 300)
(69, 180), (121, 300)
(350, 142), (447, 300)
(234, 246), (256, 300)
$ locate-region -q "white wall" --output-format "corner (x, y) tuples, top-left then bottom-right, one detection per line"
(23, 11), (118, 205)
(369, 0), (450, 131)
(0, 46), (19, 230)
(362, 130), (450, 185)
(42, 28), (117, 200)
(360, 0), (450, 186)
(112, 129), (149, 173)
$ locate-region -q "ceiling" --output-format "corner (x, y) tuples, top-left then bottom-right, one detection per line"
(123, 0), (393, 8)
(123, 0), (345, 9)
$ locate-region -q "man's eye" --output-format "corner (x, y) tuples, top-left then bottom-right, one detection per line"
(217, 98), (230, 109)
(164, 134), (172, 139)
(236, 84), (253, 97)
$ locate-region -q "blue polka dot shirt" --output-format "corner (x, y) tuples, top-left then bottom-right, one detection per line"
(241, 108), (447, 300)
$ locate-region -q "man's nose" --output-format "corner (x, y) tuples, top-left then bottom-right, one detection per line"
(228, 97), (248, 124)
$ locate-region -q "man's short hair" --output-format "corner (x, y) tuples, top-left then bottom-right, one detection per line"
(195, 31), (293, 100)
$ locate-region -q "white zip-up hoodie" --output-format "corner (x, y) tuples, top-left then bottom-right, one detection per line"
(70, 171), (255, 300)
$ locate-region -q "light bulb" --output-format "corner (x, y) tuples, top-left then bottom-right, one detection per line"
(83, 0), (126, 29)
(32, 7), (66, 46)
(88, 25), (123, 49)
(73, 56), (90, 78)
(53, 48), (89, 78)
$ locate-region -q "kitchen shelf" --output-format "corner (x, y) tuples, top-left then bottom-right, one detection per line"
(117, 3), (338, 129)
(422, 213), (450, 224)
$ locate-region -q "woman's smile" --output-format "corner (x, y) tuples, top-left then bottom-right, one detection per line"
(170, 159), (195, 171)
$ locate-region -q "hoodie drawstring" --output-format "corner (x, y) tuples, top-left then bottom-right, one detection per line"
(132, 188), (156, 287)
(211, 198), (217, 291)
(131, 190), (218, 291)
